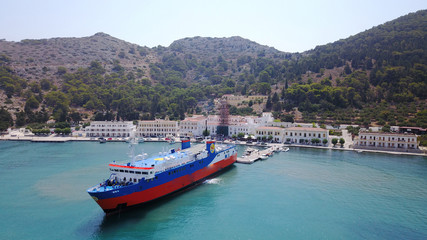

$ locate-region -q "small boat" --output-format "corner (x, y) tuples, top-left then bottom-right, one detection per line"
(244, 147), (258, 156)
(260, 154), (268, 160)
(99, 137), (106, 143)
(167, 137), (175, 144)
(281, 147), (290, 152)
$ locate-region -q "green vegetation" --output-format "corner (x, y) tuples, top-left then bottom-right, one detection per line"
(32, 128), (51, 135)
(332, 138), (338, 146)
(339, 138), (345, 147)
(0, 65), (27, 98)
(0, 108), (13, 131)
(0, 11), (426, 130)
(329, 130), (342, 136)
(346, 126), (360, 136)
(54, 127), (71, 135)
(229, 106), (255, 116)
(419, 135), (427, 147)
(203, 129), (210, 137)
(280, 10), (427, 125)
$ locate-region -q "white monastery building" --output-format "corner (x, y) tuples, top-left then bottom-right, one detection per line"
(354, 132), (420, 152)
(137, 119), (179, 137)
(85, 121), (135, 138)
(255, 126), (285, 142)
(179, 115), (206, 137)
(178, 113), (276, 138)
(284, 127), (329, 144)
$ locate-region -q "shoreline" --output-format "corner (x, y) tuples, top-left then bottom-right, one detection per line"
(284, 143), (427, 157)
(1, 135), (426, 157)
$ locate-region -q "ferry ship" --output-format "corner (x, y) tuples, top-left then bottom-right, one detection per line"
(87, 140), (237, 214)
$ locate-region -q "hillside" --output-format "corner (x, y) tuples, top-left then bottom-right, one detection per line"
(280, 10), (427, 126)
(0, 10), (426, 131)
(0, 32), (155, 83)
(169, 36), (290, 59)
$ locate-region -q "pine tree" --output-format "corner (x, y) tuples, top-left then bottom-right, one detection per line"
(266, 95), (272, 110)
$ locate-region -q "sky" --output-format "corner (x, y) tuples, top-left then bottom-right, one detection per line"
(1, 0), (426, 53)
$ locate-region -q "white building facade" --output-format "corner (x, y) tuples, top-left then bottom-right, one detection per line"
(284, 127), (329, 144)
(354, 132), (420, 152)
(179, 115), (206, 137)
(255, 126), (285, 142)
(179, 113), (276, 138)
(85, 121), (135, 138)
(137, 119), (179, 137)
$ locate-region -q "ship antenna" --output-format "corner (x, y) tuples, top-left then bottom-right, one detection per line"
(129, 129), (137, 165)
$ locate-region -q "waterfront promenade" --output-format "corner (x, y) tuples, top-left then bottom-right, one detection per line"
(1, 133), (426, 157)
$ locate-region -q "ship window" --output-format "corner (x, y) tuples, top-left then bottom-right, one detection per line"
(109, 168), (113, 171)
(141, 172), (147, 175)
(168, 172), (171, 175)
(135, 171), (141, 174)
(119, 170), (124, 172)
(125, 170), (129, 173)
(114, 169), (119, 172)
(134, 179), (137, 182)
(155, 176), (158, 180)
(129, 171), (134, 174)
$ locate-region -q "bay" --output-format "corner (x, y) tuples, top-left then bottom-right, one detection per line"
(0, 141), (426, 239)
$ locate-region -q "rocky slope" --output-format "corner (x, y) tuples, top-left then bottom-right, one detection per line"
(0, 32), (155, 84)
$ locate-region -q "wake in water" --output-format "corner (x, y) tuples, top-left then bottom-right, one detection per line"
(204, 178), (222, 185)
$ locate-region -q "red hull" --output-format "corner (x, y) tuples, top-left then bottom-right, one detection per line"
(96, 153), (237, 212)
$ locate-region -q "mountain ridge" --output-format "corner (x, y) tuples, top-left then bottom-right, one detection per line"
(0, 10), (426, 129)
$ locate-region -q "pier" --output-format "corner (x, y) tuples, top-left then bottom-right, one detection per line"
(236, 144), (285, 164)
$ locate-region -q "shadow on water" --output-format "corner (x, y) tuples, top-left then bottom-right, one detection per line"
(92, 165), (237, 235)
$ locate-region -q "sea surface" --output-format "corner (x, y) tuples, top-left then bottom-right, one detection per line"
(0, 141), (426, 240)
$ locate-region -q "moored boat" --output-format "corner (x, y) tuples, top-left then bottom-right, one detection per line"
(281, 147), (290, 152)
(87, 140), (237, 214)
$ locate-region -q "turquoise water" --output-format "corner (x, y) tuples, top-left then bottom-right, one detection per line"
(0, 141), (426, 239)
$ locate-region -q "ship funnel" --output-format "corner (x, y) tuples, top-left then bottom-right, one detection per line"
(181, 139), (191, 150)
(206, 141), (215, 155)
